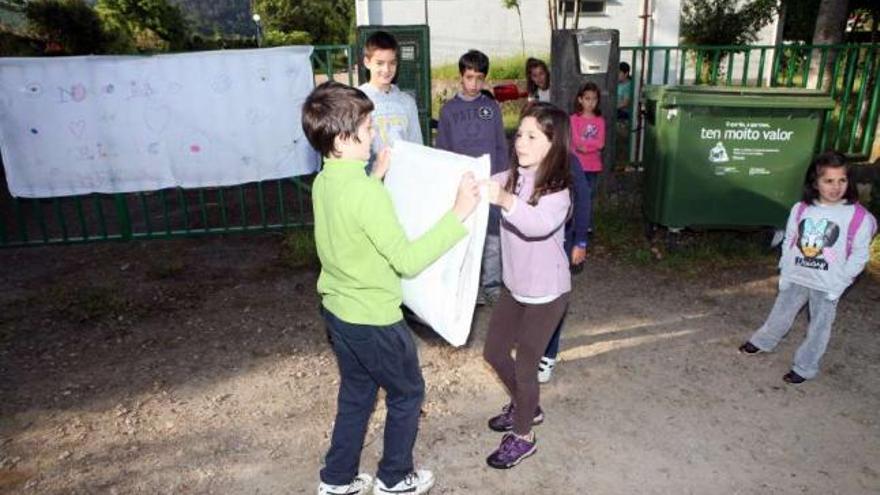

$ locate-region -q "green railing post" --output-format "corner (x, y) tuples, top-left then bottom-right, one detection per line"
(861, 48), (880, 157)
(741, 49), (751, 86)
(833, 48), (860, 150)
(848, 47), (874, 154)
(679, 47), (688, 84)
(757, 47), (768, 87)
(113, 193), (132, 241)
(663, 48), (671, 85)
(709, 48), (721, 84)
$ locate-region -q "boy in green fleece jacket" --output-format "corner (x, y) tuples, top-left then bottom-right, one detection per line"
(303, 81), (480, 495)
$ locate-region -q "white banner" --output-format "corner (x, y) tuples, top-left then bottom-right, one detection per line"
(384, 141), (490, 347)
(0, 46), (318, 198)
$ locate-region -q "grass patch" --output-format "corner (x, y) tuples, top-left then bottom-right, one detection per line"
(280, 228), (319, 269)
(592, 203), (778, 276)
(431, 55), (550, 83)
(431, 54), (546, 82)
(868, 235), (880, 276)
(43, 285), (132, 323)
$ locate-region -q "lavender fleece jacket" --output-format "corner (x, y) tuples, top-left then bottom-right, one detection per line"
(493, 168), (572, 298)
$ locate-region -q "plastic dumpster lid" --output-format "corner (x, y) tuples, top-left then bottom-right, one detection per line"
(642, 85), (835, 109)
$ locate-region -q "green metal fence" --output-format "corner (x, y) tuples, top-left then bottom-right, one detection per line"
(4, 43), (877, 247)
(619, 43), (880, 162)
(0, 45), (355, 248)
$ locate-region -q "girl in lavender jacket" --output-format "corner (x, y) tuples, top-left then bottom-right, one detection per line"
(481, 102), (572, 469)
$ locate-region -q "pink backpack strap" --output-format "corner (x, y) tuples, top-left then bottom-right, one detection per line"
(847, 204), (876, 258)
(789, 202), (808, 249)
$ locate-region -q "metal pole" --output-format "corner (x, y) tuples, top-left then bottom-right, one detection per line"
(252, 14), (262, 47)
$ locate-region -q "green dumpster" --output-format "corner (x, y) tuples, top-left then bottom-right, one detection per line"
(641, 86), (835, 229)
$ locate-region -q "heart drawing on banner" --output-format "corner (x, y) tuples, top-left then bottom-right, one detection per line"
(68, 120), (86, 139)
(144, 105), (171, 133)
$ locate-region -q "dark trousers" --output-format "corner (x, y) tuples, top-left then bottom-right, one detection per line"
(582, 171), (599, 231)
(483, 291), (570, 434)
(319, 307), (425, 487)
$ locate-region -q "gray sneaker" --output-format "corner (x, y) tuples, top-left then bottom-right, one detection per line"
(318, 473), (372, 495)
(373, 470), (434, 494)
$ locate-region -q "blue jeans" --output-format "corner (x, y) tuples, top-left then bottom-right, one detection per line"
(582, 171), (599, 232)
(319, 307), (425, 487)
(748, 283), (839, 379)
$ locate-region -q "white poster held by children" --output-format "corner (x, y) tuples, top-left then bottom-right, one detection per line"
(0, 46), (318, 198)
(384, 141), (490, 347)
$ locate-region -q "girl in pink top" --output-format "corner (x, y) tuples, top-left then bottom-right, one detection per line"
(570, 81), (605, 232)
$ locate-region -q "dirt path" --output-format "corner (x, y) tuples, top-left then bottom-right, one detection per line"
(1, 236), (878, 494)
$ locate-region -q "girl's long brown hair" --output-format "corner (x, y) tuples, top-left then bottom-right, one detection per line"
(525, 57), (550, 96)
(505, 102), (571, 205)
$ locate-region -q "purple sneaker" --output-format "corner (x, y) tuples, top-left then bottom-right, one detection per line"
(488, 403), (544, 432)
(486, 433), (537, 469)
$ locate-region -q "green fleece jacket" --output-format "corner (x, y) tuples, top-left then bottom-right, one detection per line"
(313, 158), (467, 325)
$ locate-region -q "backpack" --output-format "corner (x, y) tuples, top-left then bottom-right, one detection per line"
(789, 201), (877, 258)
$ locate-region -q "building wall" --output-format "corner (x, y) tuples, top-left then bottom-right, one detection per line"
(356, 0), (779, 66)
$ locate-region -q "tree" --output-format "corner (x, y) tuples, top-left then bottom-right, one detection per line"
(681, 0), (779, 82)
(783, 0), (879, 42)
(806, 0), (851, 90)
(681, 0), (779, 45)
(501, 0), (526, 57)
(95, 0), (190, 52)
(25, 0), (115, 54)
(254, 0), (352, 46)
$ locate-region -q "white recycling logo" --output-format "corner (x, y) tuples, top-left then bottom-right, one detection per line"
(709, 141), (729, 163)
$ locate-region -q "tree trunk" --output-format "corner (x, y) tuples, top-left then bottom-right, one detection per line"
(808, 0), (850, 90)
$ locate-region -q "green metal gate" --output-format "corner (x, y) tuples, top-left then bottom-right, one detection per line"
(619, 43), (880, 163)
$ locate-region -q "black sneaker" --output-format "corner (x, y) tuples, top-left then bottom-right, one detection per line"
(738, 342), (762, 355)
(783, 370), (806, 384)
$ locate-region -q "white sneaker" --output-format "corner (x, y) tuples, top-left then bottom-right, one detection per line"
(537, 357), (556, 383)
(373, 469), (434, 494)
(318, 473), (373, 495)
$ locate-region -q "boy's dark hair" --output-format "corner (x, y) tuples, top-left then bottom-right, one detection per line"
(459, 49), (490, 75)
(619, 61), (631, 75)
(363, 30), (399, 58)
(506, 102), (571, 205)
(573, 81), (602, 117)
(302, 81), (374, 158)
(802, 151), (859, 204)
(525, 57), (550, 95)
